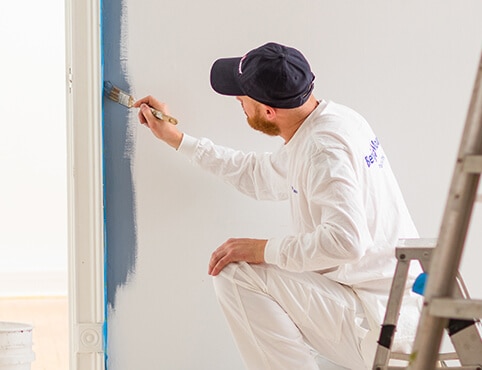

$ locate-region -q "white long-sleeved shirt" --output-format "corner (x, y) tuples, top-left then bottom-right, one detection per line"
(178, 100), (419, 324)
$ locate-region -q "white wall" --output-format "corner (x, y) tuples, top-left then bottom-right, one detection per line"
(0, 0), (67, 296)
(106, 1), (482, 369)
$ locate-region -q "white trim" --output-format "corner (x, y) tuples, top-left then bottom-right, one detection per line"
(66, 0), (105, 369)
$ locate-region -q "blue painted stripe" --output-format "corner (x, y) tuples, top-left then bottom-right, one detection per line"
(101, 0), (138, 367)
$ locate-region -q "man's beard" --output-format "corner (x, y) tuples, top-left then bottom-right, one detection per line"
(246, 107), (280, 136)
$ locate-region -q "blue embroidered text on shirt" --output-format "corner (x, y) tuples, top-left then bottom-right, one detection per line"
(291, 185), (298, 194)
(364, 137), (385, 168)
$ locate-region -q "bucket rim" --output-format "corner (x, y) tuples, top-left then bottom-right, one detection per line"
(0, 322), (33, 333)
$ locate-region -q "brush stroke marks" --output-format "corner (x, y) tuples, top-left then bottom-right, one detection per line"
(102, 0), (137, 310)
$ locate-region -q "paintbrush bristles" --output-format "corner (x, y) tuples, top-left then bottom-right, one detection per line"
(115, 89), (135, 108)
(103, 80), (179, 125)
(104, 82), (135, 108)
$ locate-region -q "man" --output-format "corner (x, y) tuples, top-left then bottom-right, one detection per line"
(134, 42), (421, 370)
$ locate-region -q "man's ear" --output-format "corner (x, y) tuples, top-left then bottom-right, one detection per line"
(265, 105), (277, 121)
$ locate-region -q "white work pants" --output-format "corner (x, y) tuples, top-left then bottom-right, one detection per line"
(213, 262), (376, 370)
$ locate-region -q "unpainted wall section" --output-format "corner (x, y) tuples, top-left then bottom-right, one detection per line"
(103, 1), (482, 369)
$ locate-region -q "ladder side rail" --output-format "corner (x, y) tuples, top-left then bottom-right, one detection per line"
(373, 240), (435, 369)
(409, 52), (482, 370)
(439, 279), (482, 366)
(373, 257), (411, 369)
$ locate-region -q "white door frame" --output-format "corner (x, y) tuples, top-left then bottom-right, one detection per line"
(65, 0), (105, 369)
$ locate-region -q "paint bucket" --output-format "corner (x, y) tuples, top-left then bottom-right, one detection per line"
(0, 322), (35, 370)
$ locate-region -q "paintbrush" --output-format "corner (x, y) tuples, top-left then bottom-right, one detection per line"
(103, 81), (178, 125)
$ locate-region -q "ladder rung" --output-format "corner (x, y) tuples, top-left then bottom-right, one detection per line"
(437, 352), (462, 361)
(430, 298), (482, 319)
(395, 238), (437, 261)
(389, 352), (411, 361)
(463, 155), (482, 173)
(398, 238), (437, 248)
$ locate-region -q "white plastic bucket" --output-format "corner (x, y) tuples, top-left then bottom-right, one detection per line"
(0, 322), (35, 370)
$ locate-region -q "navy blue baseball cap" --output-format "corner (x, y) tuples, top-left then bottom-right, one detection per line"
(210, 42), (315, 109)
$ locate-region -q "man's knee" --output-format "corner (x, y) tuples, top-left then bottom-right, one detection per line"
(212, 262), (266, 302)
(212, 262), (239, 300)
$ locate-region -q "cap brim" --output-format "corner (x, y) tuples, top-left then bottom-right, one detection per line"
(210, 57), (244, 96)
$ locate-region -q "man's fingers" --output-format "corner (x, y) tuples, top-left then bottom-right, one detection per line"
(209, 247), (231, 276)
(133, 95), (158, 108)
(133, 95), (168, 114)
(133, 97), (147, 108)
(209, 255), (230, 276)
(209, 249), (222, 275)
(137, 106), (147, 124)
(208, 238), (267, 276)
(139, 104), (159, 127)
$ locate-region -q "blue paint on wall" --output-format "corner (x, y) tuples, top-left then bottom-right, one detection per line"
(101, 0), (137, 310)
(100, 0), (108, 360)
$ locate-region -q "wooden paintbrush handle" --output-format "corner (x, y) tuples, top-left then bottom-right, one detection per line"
(151, 108), (178, 125)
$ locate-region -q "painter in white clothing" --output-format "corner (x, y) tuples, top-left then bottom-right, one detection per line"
(134, 42), (421, 370)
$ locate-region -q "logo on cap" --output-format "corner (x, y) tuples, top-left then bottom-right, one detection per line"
(238, 54), (247, 75)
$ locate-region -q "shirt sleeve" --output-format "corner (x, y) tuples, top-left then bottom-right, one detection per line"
(178, 134), (289, 201)
(264, 145), (373, 272)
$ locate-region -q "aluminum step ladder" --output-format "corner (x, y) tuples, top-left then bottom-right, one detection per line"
(372, 239), (482, 370)
(373, 50), (482, 370)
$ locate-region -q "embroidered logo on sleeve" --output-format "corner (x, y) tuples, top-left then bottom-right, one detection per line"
(364, 137), (385, 168)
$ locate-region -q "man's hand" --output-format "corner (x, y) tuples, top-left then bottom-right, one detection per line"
(208, 238), (267, 276)
(133, 96), (183, 149)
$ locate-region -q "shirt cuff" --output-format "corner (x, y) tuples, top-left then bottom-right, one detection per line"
(264, 238), (282, 266)
(177, 133), (199, 159)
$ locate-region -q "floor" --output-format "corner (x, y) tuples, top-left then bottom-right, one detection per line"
(0, 296), (69, 370)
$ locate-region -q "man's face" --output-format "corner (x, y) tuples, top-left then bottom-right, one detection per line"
(236, 96), (280, 136)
